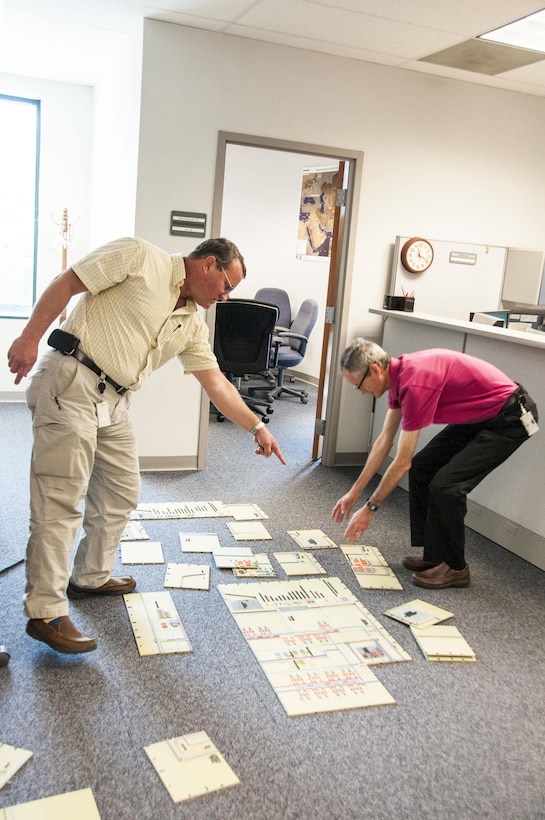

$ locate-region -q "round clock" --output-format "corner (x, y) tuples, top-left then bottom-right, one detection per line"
(400, 237), (434, 273)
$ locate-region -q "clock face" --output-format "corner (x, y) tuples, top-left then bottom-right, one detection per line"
(401, 238), (434, 273)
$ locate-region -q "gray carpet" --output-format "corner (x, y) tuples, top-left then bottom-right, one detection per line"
(0, 388), (544, 820)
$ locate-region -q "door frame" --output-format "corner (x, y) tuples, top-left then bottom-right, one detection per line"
(197, 131), (363, 469)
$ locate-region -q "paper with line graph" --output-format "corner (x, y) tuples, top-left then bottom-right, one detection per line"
(124, 591), (193, 656)
(218, 577), (410, 715)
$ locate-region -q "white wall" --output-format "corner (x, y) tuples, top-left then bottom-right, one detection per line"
(0, 32), (142, 397)
(221, 143), (334, 380)
(0, 74), (92, 395)
(135, 21), (545, 459)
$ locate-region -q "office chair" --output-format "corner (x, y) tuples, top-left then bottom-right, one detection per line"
(254, 288), (292, 331)
(213, 299), (279, 423)
(251, 298), (319, 404)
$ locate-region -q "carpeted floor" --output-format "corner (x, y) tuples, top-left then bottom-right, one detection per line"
(0, 388), (544, 820)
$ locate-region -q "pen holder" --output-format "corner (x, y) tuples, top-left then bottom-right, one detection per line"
(384, 295), (415, 312)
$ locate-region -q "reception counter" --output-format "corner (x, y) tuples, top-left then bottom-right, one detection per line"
(369, 308), (545, 571)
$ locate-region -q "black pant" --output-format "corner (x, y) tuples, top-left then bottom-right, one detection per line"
(408, 387), (537, 569)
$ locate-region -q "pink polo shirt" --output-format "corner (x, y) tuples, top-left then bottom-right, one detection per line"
(388, 349), (517, 432)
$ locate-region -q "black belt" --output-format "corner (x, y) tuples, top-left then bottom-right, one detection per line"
(68, 349), (128, 395)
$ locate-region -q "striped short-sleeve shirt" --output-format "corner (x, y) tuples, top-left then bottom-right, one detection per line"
(63, 237), (218, 390)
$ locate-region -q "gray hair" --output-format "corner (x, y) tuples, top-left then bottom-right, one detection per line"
(340, 337), (390, 374)
(188, 237), (246, 278)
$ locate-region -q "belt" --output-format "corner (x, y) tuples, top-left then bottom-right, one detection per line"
(502, 386), (525, 411)
(69, 349), (128, 395)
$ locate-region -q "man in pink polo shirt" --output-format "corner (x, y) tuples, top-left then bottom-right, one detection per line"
(331, 338), (538, 589)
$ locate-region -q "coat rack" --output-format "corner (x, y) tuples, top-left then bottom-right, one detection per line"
(52, 207), (77, 323)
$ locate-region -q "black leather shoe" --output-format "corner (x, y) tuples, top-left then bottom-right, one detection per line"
(412, 562), (470, 589)
(26, 616), (97, 654)
(67, 575), (136, 599)
(402, 556), (440, 572)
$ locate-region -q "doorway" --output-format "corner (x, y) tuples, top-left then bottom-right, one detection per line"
(199, 132), (363, 469)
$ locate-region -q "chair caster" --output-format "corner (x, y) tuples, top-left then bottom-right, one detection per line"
(0, 645), (10, 667)
(216, 414), (225, 422)
(266, 406), (274, 415)
(261, 416), (270, 424)
(301, 397), (308, 404)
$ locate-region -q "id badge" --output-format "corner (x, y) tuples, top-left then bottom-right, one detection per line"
(520, 407), (539, 437)
(97, 401), (112, 428)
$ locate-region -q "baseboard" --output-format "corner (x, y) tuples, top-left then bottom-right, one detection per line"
(332, 451), (366, 467)
(466, 502), (545, 571)
(0, 392), (25, 402)
(138, 455), (199, 472)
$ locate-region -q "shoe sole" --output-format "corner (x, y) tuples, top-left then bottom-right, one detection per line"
(26, 623), (97, 654)
(412, 577), (470, 589)
(67, 582), (136, 600)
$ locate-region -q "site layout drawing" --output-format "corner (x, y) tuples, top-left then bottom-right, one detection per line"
(124, 591), (193, 656)
(341, 545), (403, 590)
(218, 577), (410, 716)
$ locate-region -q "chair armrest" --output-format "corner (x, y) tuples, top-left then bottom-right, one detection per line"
(277, 331), (309, 343)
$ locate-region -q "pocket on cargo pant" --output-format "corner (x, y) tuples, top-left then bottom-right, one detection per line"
(32, 423), (79, 478)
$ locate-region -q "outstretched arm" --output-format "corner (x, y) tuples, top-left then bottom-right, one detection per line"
(331, 408), (403, 524)
(7, 268), (87, 384)
(193, 368), (287, 464)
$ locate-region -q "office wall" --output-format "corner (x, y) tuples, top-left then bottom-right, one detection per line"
(0, 28), (141, 397)
(0, 74), (92, 395)
(135, 20), (545, 458)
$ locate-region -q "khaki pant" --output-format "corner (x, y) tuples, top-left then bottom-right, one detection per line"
(24, 350), (140, 619)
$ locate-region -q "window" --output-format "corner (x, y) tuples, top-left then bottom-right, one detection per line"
(0, 94), (40, 318)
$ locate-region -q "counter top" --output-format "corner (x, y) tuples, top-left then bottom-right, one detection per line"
(369, 308), (545, 350)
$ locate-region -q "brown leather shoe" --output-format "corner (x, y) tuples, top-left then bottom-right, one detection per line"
(402, 556), (439, 572)
(26, 616), (97, 654)
(67, 575), (136, 599)
(412, 562), (470, 589)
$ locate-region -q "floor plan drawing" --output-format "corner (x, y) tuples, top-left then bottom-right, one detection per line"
(410, 624), (476, 662)
(218, 577), (410, 716)
(179, 532), (222, 553)
(287, 530), (338, 549)
(164, 563), (210, 590)
(144, 731), (239, 803)
(273, 551), (326, 576)
(385, 599), (454, 629)
(341, 545), (403, 590)
(124, 591), (193, 656)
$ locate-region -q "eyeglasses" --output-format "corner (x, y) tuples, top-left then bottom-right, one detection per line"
(354, 367), (370, 390)
(219, 265), (234, 293)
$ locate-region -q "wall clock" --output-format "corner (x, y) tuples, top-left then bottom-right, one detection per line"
(400, 237), (434, 273)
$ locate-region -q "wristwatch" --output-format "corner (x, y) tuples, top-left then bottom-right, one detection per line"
(365, 499), (380, 512)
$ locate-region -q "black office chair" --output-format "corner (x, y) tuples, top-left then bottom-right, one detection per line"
(213, 299), (279, 423)
(250, 298), (319, 404)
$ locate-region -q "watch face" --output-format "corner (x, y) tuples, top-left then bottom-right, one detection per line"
(401, 238), (434, 272)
